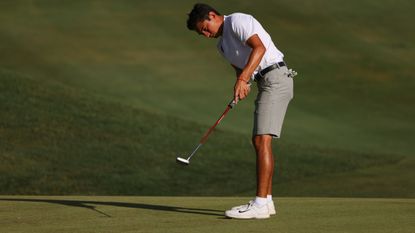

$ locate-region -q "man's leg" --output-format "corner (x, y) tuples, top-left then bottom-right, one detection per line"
(225, 134), (274, 219)
(252, 134), (274, 198)
(267, 155), (274, 196)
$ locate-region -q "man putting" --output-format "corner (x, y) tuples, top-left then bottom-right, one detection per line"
(186, 3), (295, 219)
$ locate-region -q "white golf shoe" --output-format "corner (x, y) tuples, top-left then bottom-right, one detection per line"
(231, 200), (276, 215)
(225, 202), (270, 219)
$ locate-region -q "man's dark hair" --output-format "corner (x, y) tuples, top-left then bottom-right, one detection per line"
(186, 3), (221, 31)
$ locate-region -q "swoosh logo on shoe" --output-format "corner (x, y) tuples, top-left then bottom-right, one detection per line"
(238, 209), (250, 213)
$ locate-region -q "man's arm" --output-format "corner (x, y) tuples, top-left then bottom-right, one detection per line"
(234, 34), (266, 103)
(231, 64), (243, 77)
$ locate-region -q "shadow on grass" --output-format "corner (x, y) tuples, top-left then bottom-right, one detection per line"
(0, 198), (224, 217)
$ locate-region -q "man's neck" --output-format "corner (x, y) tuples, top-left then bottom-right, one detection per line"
(217, 15), (225, 37)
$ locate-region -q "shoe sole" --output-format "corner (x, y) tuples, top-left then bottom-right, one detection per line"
(225, 212), (270, 219)
(225, 214), (270, 219)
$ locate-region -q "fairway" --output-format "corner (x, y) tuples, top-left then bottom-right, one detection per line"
(0, 196), (414, 233)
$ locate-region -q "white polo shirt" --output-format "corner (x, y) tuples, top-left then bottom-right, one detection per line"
(217, 13), (284, 79)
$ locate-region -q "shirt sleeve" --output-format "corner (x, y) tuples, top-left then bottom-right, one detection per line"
(231, 14), (257, 43)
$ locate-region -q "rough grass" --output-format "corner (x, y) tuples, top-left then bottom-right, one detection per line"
(0, 1), (414, 197)
(0, 0), (413, 156)
(1, 69), (414, 197)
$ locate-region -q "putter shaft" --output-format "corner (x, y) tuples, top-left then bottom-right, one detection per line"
(199, 102), (234, 144)
(186, 143), (203, 160)
(179, 99), (236, 164)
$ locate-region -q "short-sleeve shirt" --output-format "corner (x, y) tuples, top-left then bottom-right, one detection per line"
(217, 13), (284, 79)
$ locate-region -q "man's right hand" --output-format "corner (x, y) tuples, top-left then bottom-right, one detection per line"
(234, 79), (251, 104)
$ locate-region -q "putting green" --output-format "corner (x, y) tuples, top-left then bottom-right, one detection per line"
(1, 196), (413, 233)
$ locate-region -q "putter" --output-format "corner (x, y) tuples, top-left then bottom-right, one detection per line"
(176, 99), (237, 165)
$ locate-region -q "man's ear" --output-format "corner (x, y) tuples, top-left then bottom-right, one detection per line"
(208, 11), (216, 20)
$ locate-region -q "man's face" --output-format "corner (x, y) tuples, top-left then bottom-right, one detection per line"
(195, 12), (222, 38)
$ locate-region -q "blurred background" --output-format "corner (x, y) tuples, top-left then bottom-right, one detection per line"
(0, 0), (414, 197)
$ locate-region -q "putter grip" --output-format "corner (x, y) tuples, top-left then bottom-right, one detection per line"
(228, 100), (237, 108)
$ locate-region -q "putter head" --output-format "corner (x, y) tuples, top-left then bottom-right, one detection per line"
(176, 157), (190, 165)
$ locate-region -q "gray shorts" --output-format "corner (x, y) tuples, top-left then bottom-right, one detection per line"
(253, 66), (294, 138)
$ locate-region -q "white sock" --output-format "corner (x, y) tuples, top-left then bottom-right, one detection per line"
(267, 195), (273, 203)
(254, 196), (268, 207)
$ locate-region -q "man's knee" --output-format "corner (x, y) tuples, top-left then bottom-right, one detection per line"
(252, 135), (273, 150)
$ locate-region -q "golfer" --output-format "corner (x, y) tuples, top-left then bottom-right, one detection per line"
(187, 3), (295, 219)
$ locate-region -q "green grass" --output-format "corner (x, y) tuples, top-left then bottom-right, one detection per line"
(0, 0), (414, 197)
(1, 68), (414, 197)
(0, 196), (414, 233)
(0, 0), (414, 155)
